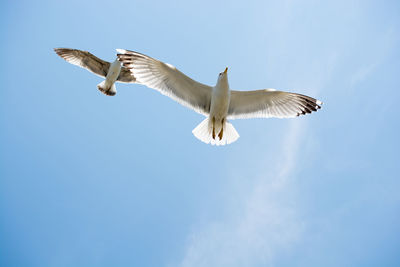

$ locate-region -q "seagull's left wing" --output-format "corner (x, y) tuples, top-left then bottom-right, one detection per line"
(117, 49), (212, 116)
(228, 89), (322, 119)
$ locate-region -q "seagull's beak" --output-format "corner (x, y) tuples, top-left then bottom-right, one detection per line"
(223, 67), (228, 74)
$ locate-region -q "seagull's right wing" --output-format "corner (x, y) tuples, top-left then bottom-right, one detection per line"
(54, 48), (135, 83)
(228, 89), (322, 119)
(117, 49), (212, 116)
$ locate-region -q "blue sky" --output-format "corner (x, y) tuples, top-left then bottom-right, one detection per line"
(1, 0), (399, 266)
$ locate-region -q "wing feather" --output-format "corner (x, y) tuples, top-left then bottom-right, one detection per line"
(228, 89), (322, 119)
(117, 49), (212, 116)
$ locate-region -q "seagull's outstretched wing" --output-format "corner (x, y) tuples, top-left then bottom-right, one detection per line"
(228, 89), (322, 119)
(117, 49), (212, 116)
(54, 48), (135, 83)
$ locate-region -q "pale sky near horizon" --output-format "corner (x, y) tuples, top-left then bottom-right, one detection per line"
(1, 1), (400, 266)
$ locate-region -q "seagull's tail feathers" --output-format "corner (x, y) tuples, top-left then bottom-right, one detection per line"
(192, 118), (239, 146)
(97, 81), (117, 96)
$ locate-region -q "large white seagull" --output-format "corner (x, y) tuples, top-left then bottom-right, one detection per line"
(116, 49), (323, 146)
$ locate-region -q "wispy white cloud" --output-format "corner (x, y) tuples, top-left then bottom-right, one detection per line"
(179, 121), (307, 267)
(350, 63), (376, 89)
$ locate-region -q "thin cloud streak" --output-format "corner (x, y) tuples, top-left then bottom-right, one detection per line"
(179, 121), (307, 267)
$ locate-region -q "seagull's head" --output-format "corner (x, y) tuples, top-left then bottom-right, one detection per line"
(217, 67), (229, 85)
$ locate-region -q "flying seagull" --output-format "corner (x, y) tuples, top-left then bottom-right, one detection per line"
(116, 49), (322, 145)
(54, 48), (136, 96)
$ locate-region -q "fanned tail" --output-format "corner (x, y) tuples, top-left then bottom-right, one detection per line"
(97, 81), (117, 96)
(192, 118), (239, 146)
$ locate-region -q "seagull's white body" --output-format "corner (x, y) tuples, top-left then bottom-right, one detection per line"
(97, 59), (122, 96)
(210, 70), (230, 133)
(194, 68), (239, 145)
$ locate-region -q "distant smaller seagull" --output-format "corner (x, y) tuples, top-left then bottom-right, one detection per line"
(117, 49), (323, 145)
(54, 48), (136, 96)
